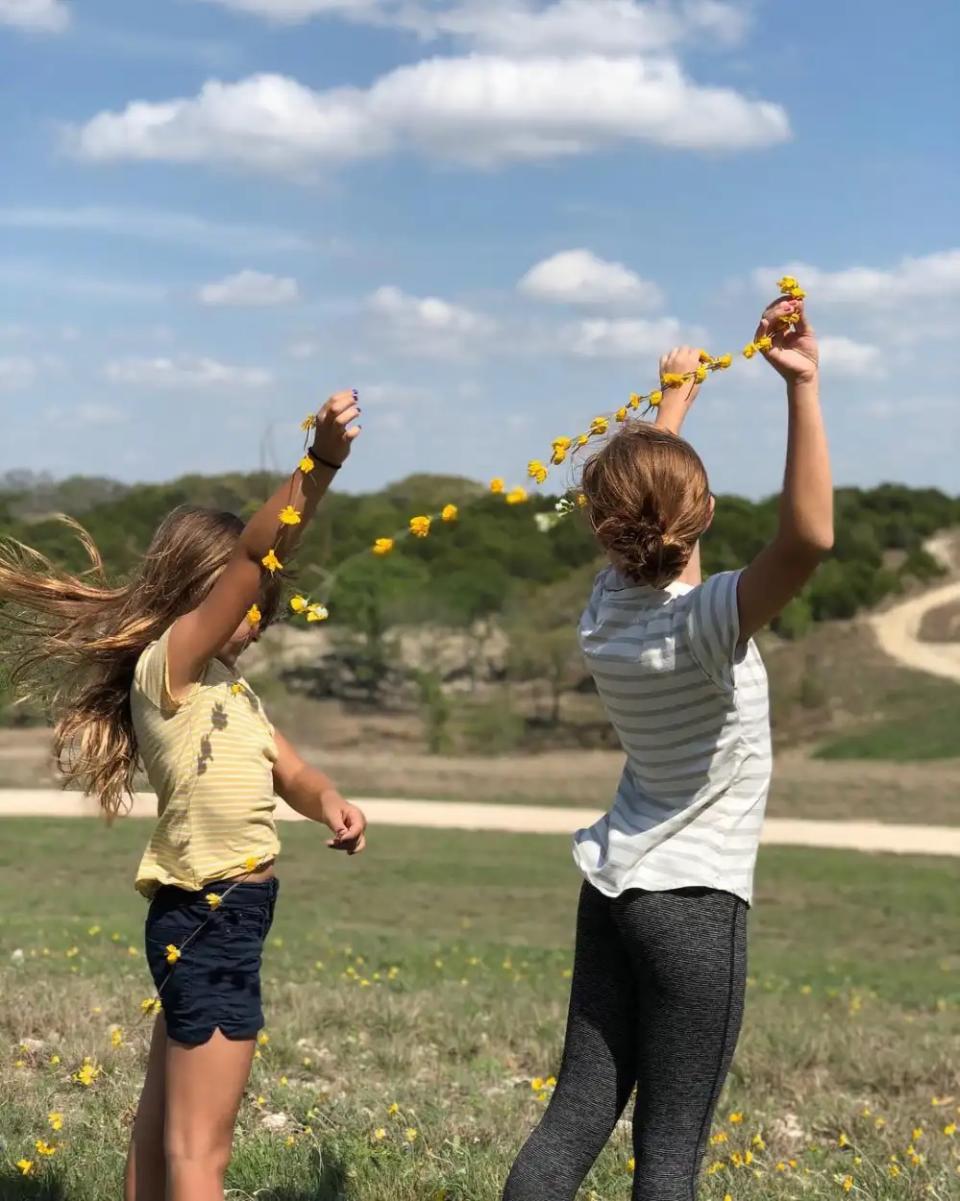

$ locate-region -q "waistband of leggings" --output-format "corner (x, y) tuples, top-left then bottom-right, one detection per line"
(152, 877), (279, 909)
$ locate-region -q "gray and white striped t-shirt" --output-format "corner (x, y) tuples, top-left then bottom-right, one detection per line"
(573, 567), (772, 904)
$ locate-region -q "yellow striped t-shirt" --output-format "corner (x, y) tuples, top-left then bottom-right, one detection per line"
(131, 625), (281, 898)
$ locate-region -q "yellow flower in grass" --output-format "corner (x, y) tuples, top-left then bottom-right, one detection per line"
(840, 1175), (853, 1193)
(409, 515), (431, 538)
(388, 1102), (400, 1116)
(35, 1140), (56, 1158)
(838, 1133), (850, 1148)
(626, 1156), (635, 1172)
(372, 538), (395, 556)
(206, 893), (223, 909)
(912, 1126), (923, 1140)
(73, 1060), (100, 1087)
(505, 487), (529, 506)
(306, 603), (329, 623)
(165, 945), (181, 965)
(944, 1122), (957, 1136)
(404, 1127), (419, 1143)
(111, 1028), (123, 1048)
(141, 998), (161, 1017)
(257, 1032), (270, 1046)
(441, 504), (459, 523)
(261, 550), (283, 575)
(48, 1113), (63, 1133)
(706, 1161), (725, 1175)
(17, 1160), (34, 1177)
(373, 1128), (387, 1141)
(490, 477), (505, 494)
(278, 505), (302, 526)
(888, 1163), (901, 1178)
(711, 1132), (729, 1146)
(290, 595), (309, 613)
(729, 1112), (744, 1124)
(49, 1054), (61, 1066)
(299, 455), (315, 474)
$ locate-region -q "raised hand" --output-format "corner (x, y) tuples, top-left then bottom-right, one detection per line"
(757, 298), (818, 383)
(312, 390), (362, 467)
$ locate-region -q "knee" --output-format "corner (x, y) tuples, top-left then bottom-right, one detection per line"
(164, 1126), (231, 1178)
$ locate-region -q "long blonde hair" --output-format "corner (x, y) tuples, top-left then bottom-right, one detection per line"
(0, 505), (268, 817)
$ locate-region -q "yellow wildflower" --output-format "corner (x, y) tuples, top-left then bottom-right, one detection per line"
(615, 407), (628, 423)
(912, 1127), (923, 1140)
(206, 893), (223, 909)
(698, 349), (712, 363)
(388, 1102), (400, 1116)
(49, 1054), (61, 1066)
(576, 493), (587, 508)
(409, 515), (431, 538)
(840, 1175), (853, 1193)
(945, 1123), (957, 1136)
(789, 287), (806, 300)
(48, 1113), (63, 1132)
(373, 1128), (387, 1141)
(404, 1127), (418, 1143)
(35, 1140), (56, 1158)
(505, 487), (528, 506)
(88, 925), (101, 936)
(244, 856), (259, 873)
(300, 414), (317, 431)
(165, 945), (181, 965)
(590, 417), (609, 436)
(490, 478), (505, 494)
(551, 447), (568, 466)
(73, 1061), (100, 1087)
(306, 603), (329, 623)
(661, 372), (687, 388)
(441, 504), (459, 523)
(648, 390), (663, 407)
(755, 335), (773, 351)
(706, 1161), (724, 1175)
(838, 1133), (850, 1148)
(888, 1164), (901, 1178)
(729, 1112), (744, 1124)
(141, 998), (161, 1017)
(372, 538), (395, 556)
(694, 366), (708, 383)
(627, 1156), (635, 1172)
(779, 311), (800, 326)
(299, 455), (315, 474)
(527, 460), (548, 484)
(777, 275), (799, 293)
(716, 353), (733, 369)
(628, 394), (641, 409)
(111, 1028), (123, 1048)
(742, 343), (757, 359)
(17, 1160), (34, 1176)
(752, 1133), (766, 1150)
(711, 1133), (729, 1146)
(278, 505), (302, 526)
(576, 433), (589, 446)
(261, 550), (282, 575)
(289, 595), (308, 613)
(257, 1032), (270, 1046)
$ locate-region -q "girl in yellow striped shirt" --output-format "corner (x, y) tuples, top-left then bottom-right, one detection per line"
(0, 391), (367, 1201)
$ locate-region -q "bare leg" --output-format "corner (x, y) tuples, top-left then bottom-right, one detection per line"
(164, 1030), (256, 1201)
(124, 1012), (168, 1201)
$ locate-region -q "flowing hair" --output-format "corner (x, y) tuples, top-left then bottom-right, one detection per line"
(0, 506), (278, 818)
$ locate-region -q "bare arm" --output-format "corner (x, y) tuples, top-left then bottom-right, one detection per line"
(653, 345), (704, 437)
(737, 299), (833, 641)
(167, 391), (360, 695)
(272, 729), (367, 854)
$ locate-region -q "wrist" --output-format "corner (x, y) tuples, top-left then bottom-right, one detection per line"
(308, 446), (344, 471)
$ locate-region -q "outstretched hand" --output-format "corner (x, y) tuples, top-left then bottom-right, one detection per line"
(312, 391), (362, 467)
(757, 297), (818, 383)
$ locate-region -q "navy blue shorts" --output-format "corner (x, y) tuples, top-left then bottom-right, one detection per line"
(145, 878), (278, 1046)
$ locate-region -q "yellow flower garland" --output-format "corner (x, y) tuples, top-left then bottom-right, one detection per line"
(267, 277), (803, 626)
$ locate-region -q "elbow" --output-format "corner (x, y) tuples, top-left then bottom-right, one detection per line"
(781, 527), (834, 564)
(806, 526), (834, 557)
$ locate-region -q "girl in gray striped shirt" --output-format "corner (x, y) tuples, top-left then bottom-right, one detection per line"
(504, 294), (833, 1201)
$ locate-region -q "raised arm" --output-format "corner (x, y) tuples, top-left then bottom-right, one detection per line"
(167, 390), (360, 695)
(272, 730), (367, 854)
(736, 298), (833, 641)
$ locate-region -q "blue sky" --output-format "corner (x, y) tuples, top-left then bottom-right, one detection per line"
(1, 0), (957, 498)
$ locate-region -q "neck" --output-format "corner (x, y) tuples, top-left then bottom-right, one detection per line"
(676, 541), (703, 587)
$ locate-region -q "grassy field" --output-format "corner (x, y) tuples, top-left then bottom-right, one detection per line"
(0, 819), (958, 1200)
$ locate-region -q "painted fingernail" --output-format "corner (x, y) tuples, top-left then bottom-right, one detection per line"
(352, 389), (358, 398)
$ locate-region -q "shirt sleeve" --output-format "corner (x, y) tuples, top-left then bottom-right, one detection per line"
(684, 570), (744, 689)
(133, 626), (190, 714)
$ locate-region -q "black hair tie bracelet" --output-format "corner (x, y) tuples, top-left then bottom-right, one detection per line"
(307, 447), (342, 472)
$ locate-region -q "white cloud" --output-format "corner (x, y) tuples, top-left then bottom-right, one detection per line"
(0, 0), (70, 33)
(0, 356), (37, 390)
(519, 248), (663, 309)
(566, 316), (683, 358)
(818, 336), (886, 379)
(69, 57), (789, 175)
(0, 206), (316, 253)
(198, 269), (300, 306)
(104, 356), (272, 389)
(367, 285), (495, 359)
(195, 0), (750, 55)
(755, 249), (960, 308)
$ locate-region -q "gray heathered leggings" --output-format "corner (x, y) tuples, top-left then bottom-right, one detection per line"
(503, 881), (747, 1201)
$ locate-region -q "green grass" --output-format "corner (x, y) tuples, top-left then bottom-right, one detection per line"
(814, 694), (960, 762)
(1, 818), (958, 1200)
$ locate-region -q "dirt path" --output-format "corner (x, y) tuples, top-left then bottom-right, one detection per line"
(869, 534), (960, 683)
(1, 790), (958, 857)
